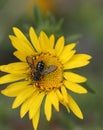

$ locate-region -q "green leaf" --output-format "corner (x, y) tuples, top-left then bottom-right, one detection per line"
(33, 5), (44, 25)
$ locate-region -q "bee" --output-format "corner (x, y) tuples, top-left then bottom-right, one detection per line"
(26, 56), (57, 81)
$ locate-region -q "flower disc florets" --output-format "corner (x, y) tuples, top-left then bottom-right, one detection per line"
(27, 53), (63, 92)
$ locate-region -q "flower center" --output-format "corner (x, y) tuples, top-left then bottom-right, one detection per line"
(27, 53), (63, 92)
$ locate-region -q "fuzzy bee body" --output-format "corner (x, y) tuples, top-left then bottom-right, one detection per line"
(26, 56), (57, 81)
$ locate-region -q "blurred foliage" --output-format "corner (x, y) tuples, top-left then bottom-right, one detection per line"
(33, 6), (64, 37)
(0, 0), (7, 9)
(12, 6), (82, 42)
(81, 83), (95, 94)
(65, 34), (82, 43)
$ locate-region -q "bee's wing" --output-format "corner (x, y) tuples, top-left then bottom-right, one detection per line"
(42, 65), (57, 75)
(26, 56), (34, 68)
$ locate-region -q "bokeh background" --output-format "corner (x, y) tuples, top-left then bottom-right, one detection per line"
(0, 0), (103, 130)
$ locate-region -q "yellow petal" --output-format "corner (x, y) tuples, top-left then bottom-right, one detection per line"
(61, 43), (76, 52)
(64, 54), (92, 69)
(59, 43), (76, 63)
(13, 51), (27, 61)
(56, 89), (63, 101)
(48, 91), (59, 111)
(12, 86), (35, 108)
(63, 43), (76, 50)
(13, 27), (30, 42)
(73, 54), (92, 60)
(60, 50), (76, 64)
(20, 89), (39, 118)
(39, 31), (50, 53)
(29, 92), (45, 119)
(61, 85), (68, 103)
(0, 74), (26, 84)
(13, 27), (35, 51)
(67, 94), (83, 119)
(56, 89), (70, 113)
(63, 72), (87, 83)
(47, 34), (55, 55)
(0, 62), (28, 73)
(44, 94), (52, 121)
(32, 108), (40, 130)
(1, 81), (30, 97)
(20, 98), (30, 118)
(55, 36), (64, 56)
(64, 61), (90, 69)
(64, 80), (87, 94)
(9, 35), (35, 55)
(29, 27), (41, 53)
(49, 34), (55, 49)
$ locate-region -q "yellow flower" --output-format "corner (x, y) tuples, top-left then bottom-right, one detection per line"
(0, 27), (92, 130)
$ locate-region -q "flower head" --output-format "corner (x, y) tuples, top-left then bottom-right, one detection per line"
(0, 27), (92, 130)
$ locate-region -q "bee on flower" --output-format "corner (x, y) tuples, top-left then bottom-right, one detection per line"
(0, 27), (92, 130)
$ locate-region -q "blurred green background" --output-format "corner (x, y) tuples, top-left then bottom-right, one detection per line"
(0, 0), (103, 130)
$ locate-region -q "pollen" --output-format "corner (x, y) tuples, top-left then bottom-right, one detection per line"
(31, 53), (63, 92)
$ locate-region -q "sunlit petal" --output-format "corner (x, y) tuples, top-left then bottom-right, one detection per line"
(67, 94), (83, 119)
(0, 62), (28, 73)
(55, 36), (64, 56)
(64, 54), (92, 69)
(20, 88), (38, 118)
(12, 86), (35, 108)
(13, 51), (27, 61)
(60, 50), (76, 64)
(59, 43), (76, 63)
(39, 31), (50, 53)
(63, 72), (87, 83)
(64, 80), (87, 94)
(0, 74), (26, 84)
(44, 94), (52, 121)
(32, 108), (40, 130)
(49, 34), (55, 49)
(29, 92), (45, 119)
(1, 81), (30, 97)
(48, 91), (59, 111)
(29, 27), (41, 53)
(9, 35), (35, 55)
